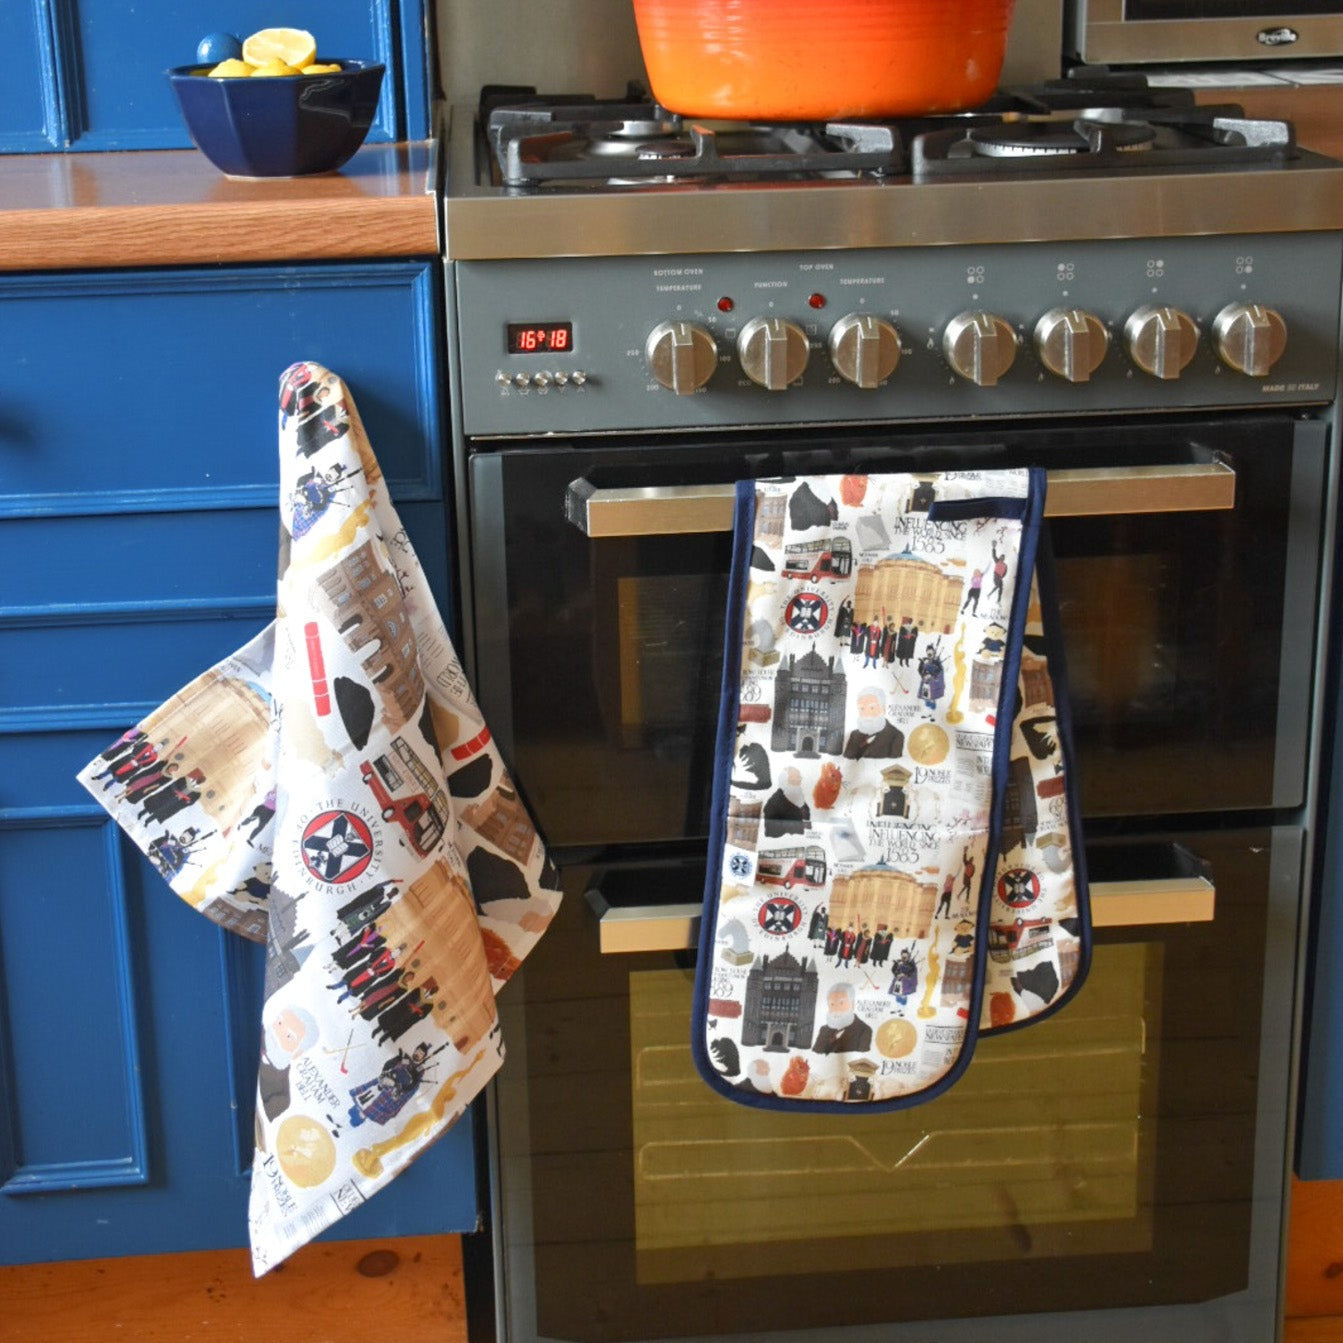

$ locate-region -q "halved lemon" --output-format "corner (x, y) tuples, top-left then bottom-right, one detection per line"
(240, 26), (316, 69)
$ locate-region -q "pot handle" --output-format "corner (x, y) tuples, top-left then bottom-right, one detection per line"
(565, 459), (1236, 538)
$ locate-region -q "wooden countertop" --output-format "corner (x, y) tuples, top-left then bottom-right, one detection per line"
(0, 140), (439, 271)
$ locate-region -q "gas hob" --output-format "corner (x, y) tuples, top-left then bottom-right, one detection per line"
(441, 75), (1343, 260)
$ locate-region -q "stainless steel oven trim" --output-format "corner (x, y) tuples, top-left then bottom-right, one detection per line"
(590, 872), (1218, 954)
(565, 460), (1238, 538)
(443, 109), (1343, 261)
(1069, 0), (1343, 64)
(1275, 418), (1329, 808)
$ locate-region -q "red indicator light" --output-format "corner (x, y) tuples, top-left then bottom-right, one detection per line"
(717, 296), (735, 312)
(808, 292), (827, 309)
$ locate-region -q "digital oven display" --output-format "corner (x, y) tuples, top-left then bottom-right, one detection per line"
(507, 322), (574, 354)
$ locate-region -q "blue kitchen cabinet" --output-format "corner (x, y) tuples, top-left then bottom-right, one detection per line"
(0, 0), (433, 153)
(0, 259), (479, 1264)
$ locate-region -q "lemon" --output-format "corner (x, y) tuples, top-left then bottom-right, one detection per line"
(300, 62), (342, 74)
(251, 58), (301, 77)
(241, 26), (316, 69)
(207, 58), (255, 77)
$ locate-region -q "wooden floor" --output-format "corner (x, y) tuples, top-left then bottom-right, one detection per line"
(0, 1234), (468, 1343)
(3, 1175), (1342, 1340)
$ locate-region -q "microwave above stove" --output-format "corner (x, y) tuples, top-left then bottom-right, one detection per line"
(1068, 0), (1343, 65)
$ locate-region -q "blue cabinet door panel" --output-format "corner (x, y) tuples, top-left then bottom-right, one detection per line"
(0, 6), (58, 150)
(0, 262), (444, 519)
(0, 734), (478, 1261)
(0, 507), (452, 620)
(0, 812), (148, 1194)
(0, 509), (474, 1262)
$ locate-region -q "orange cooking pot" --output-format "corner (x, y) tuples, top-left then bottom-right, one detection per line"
(632, 0), (1017, 121)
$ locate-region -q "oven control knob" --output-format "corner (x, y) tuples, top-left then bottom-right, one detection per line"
(1034, 307), (1109, 383)
(737, 317), (810, 391)
(1124, 305), (1199, 380)
(943, 311), (1018, 387)
(828, 313), (901, 389)
(645, 321), (718, 395)
(1212, 302), (1288, 377)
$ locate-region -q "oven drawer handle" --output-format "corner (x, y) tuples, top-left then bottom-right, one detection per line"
(566, 460), (1236, 538)
(589, 874), (1216, 954)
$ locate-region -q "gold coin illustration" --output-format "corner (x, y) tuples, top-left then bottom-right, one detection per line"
(908, 723), (950, 765)
(875, 1018), (917, 1059)
(275, 1114), (337, 1188)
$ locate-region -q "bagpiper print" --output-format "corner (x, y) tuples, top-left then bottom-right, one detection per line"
(693, 469), (1090, 1112)
(79, 363), (561, 1273)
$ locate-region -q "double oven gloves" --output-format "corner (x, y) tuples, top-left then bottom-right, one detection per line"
(79, 363), (561, 1274)
(695, 469), (1091, 1111)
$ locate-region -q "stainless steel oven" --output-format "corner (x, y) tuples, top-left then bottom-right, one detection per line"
(440, 82), (1343, 1343)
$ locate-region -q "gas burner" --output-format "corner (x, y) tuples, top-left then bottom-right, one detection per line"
(912, 108), (1296, 180)
(964, 119), (1157, 158)
(486, 102), (904, 188)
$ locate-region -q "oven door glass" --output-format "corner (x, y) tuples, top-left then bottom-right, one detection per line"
(468, 416), (1322, 858)
(489, 825), (1298, 1343)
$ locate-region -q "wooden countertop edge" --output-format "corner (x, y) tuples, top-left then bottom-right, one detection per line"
(0, 194), (438, 271)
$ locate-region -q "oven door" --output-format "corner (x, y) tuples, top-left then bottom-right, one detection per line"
(485, 824), (1301, 1343)
(467, 414), (1325, 862)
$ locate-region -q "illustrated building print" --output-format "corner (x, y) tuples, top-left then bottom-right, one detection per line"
(461, 783), (537, 864)
(141, 669), (270, 829)
(312, 539), (424, 721)
(880, 763), (913, 817)
(771, 649), (847, 755)
(853, 554), (960, 634)
(201, 895), (268, 941)
(1001, 756), (1039, 849)
(755, 488), (786, 548)
(970, 652), (1004, 713)
(830, 866), (939, 940)
(741, 949), (819, 1051)
(727, 796), (762, 850)
(941, 950), (974, 1004)
(378, 859), (496, 1052)
(1020, 649), (1055, 709)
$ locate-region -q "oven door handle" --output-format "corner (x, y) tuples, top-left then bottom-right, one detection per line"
(589, 872), (1216, 954)
(565, 460), (1236, 538)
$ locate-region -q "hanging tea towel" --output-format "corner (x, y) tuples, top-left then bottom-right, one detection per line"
(693, 469), (1090, 1111)
(78, 362), (561, 1272)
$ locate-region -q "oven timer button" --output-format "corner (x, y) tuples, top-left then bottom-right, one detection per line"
(1034, 308), (1109, 383)
(1124, 305), (1200, 380)
(943, 311), (1018, 387)
(828, 313), (901, 388)
(1212, 302), (1287, 377)
(646, 320), (718, 394)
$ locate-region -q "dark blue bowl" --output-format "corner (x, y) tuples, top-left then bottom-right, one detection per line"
(167, 59), (385, 177)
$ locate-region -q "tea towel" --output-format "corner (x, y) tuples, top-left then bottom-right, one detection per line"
(692, 469), (1089, 1110)
(79, 362), (561, 1272)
